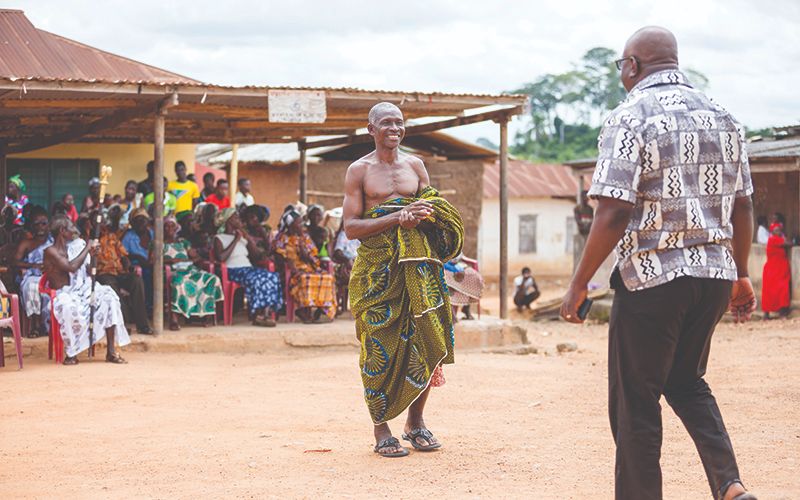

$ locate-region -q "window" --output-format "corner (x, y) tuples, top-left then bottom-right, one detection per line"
(518, 214), (537, 254)
(8, 158), (99, 210)
(566, 216), (576, 254)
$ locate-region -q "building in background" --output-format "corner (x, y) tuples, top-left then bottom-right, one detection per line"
(481, 160), (580, 280)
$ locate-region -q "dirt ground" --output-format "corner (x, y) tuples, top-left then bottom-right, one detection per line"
(2, 315), (798, 499)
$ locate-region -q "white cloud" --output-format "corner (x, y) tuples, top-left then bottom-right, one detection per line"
(9, 0), (800, 142)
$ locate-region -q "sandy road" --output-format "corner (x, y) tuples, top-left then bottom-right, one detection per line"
(1, 317), (798, 499)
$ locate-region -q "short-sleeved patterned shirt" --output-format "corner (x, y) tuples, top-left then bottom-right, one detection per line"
(588, 70), (753, 291)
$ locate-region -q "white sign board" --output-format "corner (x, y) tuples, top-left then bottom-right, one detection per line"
(268, 90), (327, 123)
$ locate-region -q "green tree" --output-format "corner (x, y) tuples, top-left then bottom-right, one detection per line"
(509, 47), (708, 162)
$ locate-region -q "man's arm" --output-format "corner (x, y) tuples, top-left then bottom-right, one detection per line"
(412, 156), (431, 192)
(44, 243), (93, 274)
(560, 197), (634, 323)
(13, 240), (36, 270)
(728, 196), (756, 322)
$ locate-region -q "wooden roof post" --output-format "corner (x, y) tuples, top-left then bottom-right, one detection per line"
(0, 148), (6, 199)
(152, 92), (178, 336)
(298, 139), (308, 204)
(498, 114), (509, 319)
(153, 111), (165, 336)
(229, 143), (240, 205)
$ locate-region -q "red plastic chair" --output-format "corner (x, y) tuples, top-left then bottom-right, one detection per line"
(0, 290), (24, 369)
(209, 245), (242, 326)
(38, 274), (63, 364)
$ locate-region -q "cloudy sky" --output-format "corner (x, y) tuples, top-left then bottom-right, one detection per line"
(9, 0), (800, 142)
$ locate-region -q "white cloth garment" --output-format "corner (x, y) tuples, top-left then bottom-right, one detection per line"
(53, 239), (130, 357)
(215, 234), (252, 268)
(756, 225), (770, 245)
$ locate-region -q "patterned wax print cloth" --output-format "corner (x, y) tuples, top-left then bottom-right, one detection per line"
(53, 239), (130, 358)
(589, 70), (753, 291)
(164, 240), (222, 318)
(96, 231), (128, 276)
(350, 186), (463, 424)
(20, 236), (53, 334)
(226, 266), (283, 314)
(274, 232), (336, 320)
(5, 194), (28, 226)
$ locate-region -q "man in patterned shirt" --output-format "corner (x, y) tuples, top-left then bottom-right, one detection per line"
(561, 27), (757, 500)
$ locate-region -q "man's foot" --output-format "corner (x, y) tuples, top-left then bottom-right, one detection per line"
(374, 437), (409, 458)
(203, 316), (214, 327)
(63, 356), (79, 365)
(401, 427), (442, 451)
(463, 313), (475, 320)
(26, 327), (41, 339)
(137, 325), (154, 335)
(722, 481), (756, 500)
(169, 313), (181, 331)
(105, 352), (128, 364)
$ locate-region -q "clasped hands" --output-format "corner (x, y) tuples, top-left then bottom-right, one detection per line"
(398, 200), (433, 229)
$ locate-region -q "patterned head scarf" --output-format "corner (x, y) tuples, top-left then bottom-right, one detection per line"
(215, 207), (237, 233)
(8, 175), (25, 192)
(278, 208), (301, 233)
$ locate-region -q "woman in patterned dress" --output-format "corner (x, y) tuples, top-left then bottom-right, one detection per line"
(213, 208), (282, 327)
(160, 216), (222, 330)
(274, 209), (336, 323)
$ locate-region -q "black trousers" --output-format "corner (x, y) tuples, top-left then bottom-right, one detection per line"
(514, 290), (540, 307)
(97, 273), (150, 332)
(609, 270), (741, 500)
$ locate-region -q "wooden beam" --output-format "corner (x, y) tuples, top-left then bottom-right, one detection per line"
(301, 106), (523, 150)
(0, 151), (6, 199)
(5, 101), (159, 154)
(498, 116), (509, 320)
(299, 140), (308, 204)
(229, 144), (240, 204)
(153, 112), (165, 336)
(0, 98), (140, 109)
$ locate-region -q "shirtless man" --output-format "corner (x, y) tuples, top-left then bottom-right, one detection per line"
(343, 102), (444, 457)
(43, 216), (129, 365)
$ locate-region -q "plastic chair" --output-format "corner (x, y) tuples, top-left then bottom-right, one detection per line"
(209, 245), (242, 326)
(38, 274), (63, 364)
(0, 290), (24, 369)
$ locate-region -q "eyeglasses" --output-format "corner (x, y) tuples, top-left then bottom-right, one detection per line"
(614, 56), (637, 71)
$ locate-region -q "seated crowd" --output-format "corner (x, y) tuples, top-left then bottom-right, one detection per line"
(0, 161), (363, 363)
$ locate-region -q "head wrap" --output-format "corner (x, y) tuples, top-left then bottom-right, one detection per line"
(215, 207), (237, 233)
(88, 177), (100, 187)
(8, 175), (25, 192)
(769, 222), (783, 232)
(129, 207), (150, 222)
(278, 209), (301, 233)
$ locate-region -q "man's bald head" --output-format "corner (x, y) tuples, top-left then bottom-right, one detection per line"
(619, 26), (680, 92)
(368, 102), (403, 125)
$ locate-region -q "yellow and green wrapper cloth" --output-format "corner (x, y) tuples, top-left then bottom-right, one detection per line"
(351, 186), (464, 424)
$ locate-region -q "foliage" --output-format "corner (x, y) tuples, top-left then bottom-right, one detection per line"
(508, 47), (711, 162)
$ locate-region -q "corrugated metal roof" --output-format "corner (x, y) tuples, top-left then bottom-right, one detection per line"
(484, 160), (579, 199)
(0, 9), (200, 85)
(747, 137), (800, 159)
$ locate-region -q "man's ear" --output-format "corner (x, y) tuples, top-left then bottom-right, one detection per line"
(627, 57), (640, 79)
(367, 123), (375, 136)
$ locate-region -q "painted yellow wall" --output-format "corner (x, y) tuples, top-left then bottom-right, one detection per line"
(9, 143), (196, 196)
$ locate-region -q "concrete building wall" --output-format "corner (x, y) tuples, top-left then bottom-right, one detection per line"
(480, 197), (575, 279)
(240, 158), (484, 257)
(10, 143), (196, 196)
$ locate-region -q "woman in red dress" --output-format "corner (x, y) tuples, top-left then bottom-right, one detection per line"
(762, 222), (791, 319)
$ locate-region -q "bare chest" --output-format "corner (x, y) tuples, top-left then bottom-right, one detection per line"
(362, 165), (419, 206)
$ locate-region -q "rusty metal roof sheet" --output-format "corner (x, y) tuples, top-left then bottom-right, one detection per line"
(0, 9), (200, 85)
(484, 159), (579, 199)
